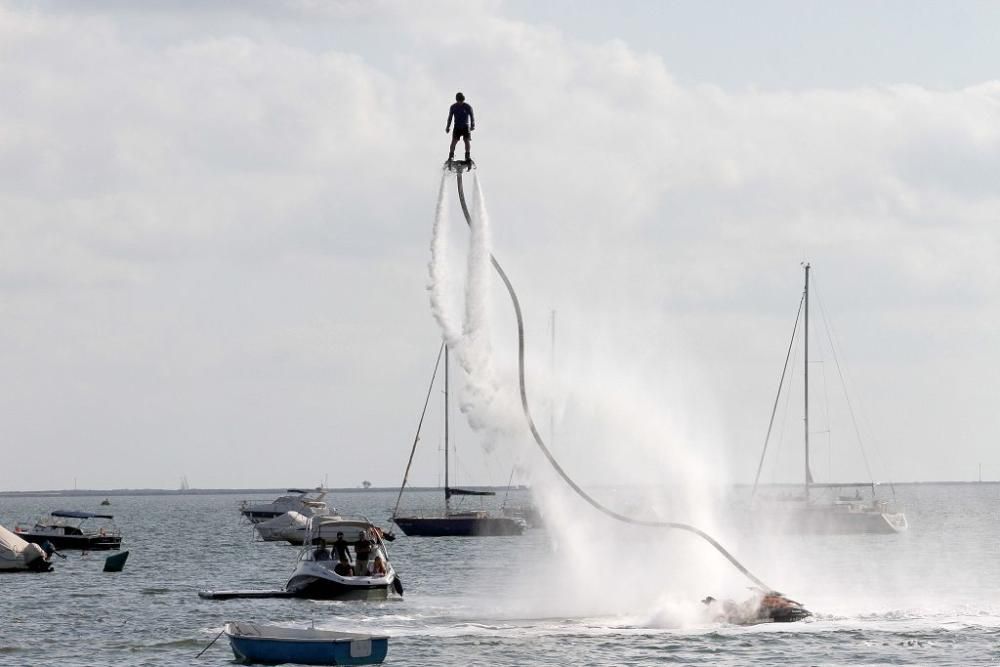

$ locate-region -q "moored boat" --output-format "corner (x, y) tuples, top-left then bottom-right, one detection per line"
(240, 489), (334, 524)
(254, 511), (311, 543)
(0, 524), (53, 573)
(224, 621), (388, 666)
(200, 517), (403, 602)
(393, 511), (525, 537)
(14, 511), (122, 551)
(285, 517), (400, 600)
(392, 346), (527, 537)
(750, 263), (907, 535)
(253, 510), (359, 545)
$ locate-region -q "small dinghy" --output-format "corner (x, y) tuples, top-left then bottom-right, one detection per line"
(224, 622), (388, 666)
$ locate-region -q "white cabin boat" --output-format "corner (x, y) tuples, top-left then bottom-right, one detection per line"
(240, 489), (334, 524)
(285, 517), (401, 600)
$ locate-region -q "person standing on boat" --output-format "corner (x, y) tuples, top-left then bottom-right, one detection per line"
(332, 531), (351, 565)
(312, 538), (331, 561)
(354, 530), (372, 576)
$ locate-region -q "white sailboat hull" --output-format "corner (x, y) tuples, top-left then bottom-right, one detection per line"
(753, 502), (908, 535)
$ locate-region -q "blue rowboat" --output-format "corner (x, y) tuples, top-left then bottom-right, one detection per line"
(224, 622), (388, 666)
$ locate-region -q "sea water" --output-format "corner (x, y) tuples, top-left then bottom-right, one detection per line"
(1, 484), (998, 666)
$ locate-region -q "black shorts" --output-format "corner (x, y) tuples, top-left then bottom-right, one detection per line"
(452, 126), (471, 141)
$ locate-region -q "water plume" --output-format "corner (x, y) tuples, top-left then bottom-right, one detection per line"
(428, 170), (462, 344)
(427, 170), (520, 446)
(427, 168), (756, 624)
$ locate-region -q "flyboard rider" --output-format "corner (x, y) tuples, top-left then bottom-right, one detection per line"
(446, 91), (475, 165)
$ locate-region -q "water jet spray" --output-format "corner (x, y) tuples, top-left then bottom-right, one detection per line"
(431, 162), (796, 604)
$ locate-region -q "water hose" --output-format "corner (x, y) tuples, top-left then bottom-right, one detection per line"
(452, 168), (772, 591)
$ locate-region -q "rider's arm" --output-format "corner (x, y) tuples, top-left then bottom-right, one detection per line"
(469, 105), (475, 131)
(446, 106), (453, 131)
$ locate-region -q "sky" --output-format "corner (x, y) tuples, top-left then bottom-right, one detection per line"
(0, 0), (997, 492)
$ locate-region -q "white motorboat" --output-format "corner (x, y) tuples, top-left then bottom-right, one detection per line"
(285, 517), (402, 600)
(253, 510), (351, 545)
(0, 524), (52, 573)
(200, 516), (402, 601)
(253, 511), (311, 542)
(240, 489), (334, 524)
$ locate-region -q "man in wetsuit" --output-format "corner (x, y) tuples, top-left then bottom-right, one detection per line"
(446, 92), (475, 163)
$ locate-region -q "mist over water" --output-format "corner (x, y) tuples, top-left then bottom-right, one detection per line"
(426, 169), (760, 623)
(420, 167), (1000, 652)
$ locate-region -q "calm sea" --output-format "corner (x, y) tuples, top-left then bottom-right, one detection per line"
(1, 484), (998, 666)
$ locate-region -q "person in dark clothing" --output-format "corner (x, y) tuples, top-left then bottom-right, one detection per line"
(354, 530), (373, 576)
(312, 538), (330, 561)
(446, 92), (475, 162)
(332, 531), (351, 565)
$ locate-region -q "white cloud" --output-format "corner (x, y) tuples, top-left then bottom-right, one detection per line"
(0, 3), (996, 490)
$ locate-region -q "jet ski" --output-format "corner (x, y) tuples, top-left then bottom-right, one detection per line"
(702, 589), (811, 624)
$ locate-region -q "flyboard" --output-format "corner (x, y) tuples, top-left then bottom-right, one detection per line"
(443, 158), (476, 173)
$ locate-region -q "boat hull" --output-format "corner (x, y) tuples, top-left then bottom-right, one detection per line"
(226, 623), (388, 666)
(242, 510), (287, 523)
(284, 559), (396, 601)
(17, 533), (122, 551)
(284, 575), (391, 601)
(0, 557), (53, 573)
(393, 516), (525, 537)
(753, 504), (908, 534)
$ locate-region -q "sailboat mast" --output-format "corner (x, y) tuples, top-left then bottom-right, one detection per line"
(444, 345), (451, 512)
(803, 262), (811, 502)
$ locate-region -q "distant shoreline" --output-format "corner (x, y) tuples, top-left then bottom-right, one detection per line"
(0, 486), (497, 498)
(0, 480), (994, 498)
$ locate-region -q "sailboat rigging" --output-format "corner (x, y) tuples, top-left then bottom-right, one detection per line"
(392, 345), (526, 537)
(751, 263), (907, 534)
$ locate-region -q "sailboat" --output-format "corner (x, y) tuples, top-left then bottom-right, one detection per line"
(750, 263), (907, 535)
(392, 346), (527, 537)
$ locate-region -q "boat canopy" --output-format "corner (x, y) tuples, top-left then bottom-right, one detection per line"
(309, 517), (372, 532)
(51, 511), (114, 520)
(287, 488), (326, 497)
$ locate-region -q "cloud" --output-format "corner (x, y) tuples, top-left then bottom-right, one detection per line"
(0, 3), (996, 489)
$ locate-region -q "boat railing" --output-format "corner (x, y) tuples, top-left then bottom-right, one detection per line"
(14, 517), (120, 537)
